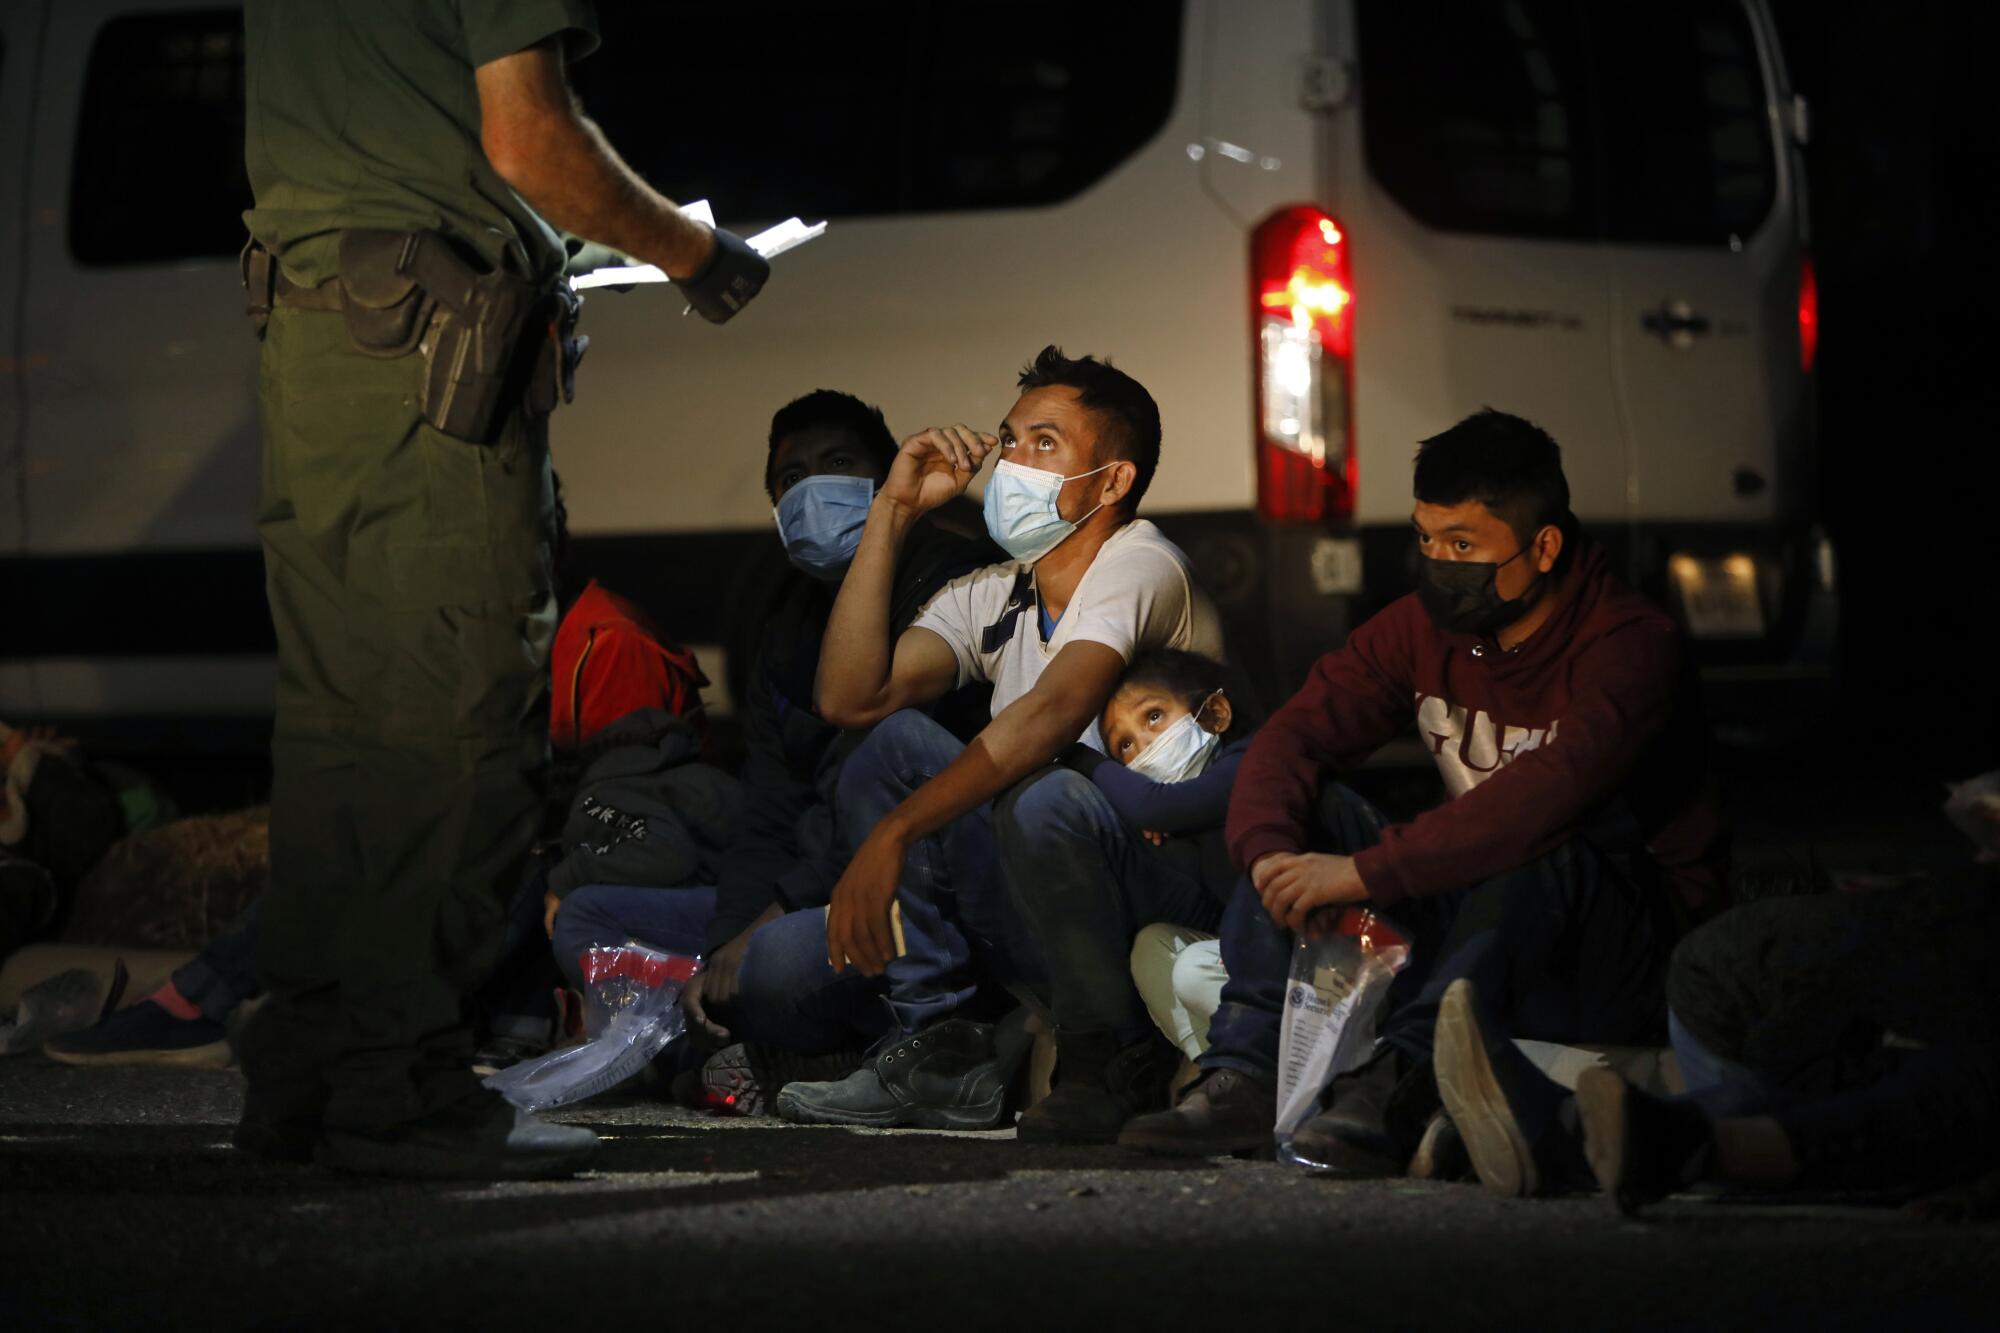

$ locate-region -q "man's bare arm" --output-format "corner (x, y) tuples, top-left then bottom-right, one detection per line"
(826, 640), (1128, 972)
(474, 41), (713, 278)
(817, 425), (994, 727)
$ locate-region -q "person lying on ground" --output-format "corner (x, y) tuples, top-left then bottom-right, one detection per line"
(1120, 409), (1726, 1174)
(1434, 775), (2000, 1207)
(546, 389), (996, 1114)
(770, 346), (1224, 1133)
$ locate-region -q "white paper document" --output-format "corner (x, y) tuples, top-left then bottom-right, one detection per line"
(569, 198), (826, 291)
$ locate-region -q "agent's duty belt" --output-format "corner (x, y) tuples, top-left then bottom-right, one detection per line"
(242, 229), (584, 442)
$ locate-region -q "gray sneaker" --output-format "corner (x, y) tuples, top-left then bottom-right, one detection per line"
(775, 1019), (1006, 1130)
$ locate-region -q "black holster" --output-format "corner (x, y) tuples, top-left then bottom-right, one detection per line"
(242, 230), (575, 444)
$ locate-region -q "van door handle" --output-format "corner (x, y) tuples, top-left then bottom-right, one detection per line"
(1641, 300), (1712, 348)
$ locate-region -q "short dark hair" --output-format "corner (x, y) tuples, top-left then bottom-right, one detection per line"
(765, 389), (899, 501)
(1413, 409), (1573, 553)
(1016, 345), (1161, 510)
(1113, 649), (1254, 744)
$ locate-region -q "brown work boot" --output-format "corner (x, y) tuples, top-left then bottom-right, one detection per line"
(1016, 1030), (1179, 1145)
(1117, 1066), (1274, 1157)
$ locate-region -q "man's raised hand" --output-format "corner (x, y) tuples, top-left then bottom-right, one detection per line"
(879, 425), (996, 518)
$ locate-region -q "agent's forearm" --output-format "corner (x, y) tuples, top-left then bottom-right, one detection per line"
(492, 108), (712, 279)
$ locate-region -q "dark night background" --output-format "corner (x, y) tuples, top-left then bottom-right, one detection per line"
(1768, 0), (1993, 773)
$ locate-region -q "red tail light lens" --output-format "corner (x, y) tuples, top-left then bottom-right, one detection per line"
(1252, 205), (1354, 523)
(1798, 253), (1818, 373)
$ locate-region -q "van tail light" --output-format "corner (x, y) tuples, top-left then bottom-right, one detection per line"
(1798, 252), (1818, 374)
(1252, 205), (1355, 524)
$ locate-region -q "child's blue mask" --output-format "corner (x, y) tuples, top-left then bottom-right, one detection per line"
(1127, 692), (1224, 784)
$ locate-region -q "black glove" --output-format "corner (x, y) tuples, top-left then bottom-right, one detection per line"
(673, 228), (769, 324)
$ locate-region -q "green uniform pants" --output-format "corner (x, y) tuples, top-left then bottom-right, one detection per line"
(242, 306), (556, 1132)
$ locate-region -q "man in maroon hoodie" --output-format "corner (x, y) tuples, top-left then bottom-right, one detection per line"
(1120, 410), (1726, 1173)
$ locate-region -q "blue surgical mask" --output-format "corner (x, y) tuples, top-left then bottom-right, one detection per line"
(982, 458), (1114, 564)
(1127, 692), (1224, 784)
(774, 474), (874, 580)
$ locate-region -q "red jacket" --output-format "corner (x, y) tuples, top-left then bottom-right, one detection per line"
(549, 580), (708, 749)
(1227, 543), (1725, 921)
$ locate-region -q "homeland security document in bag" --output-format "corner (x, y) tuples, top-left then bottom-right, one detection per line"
(568, 199), (827, 293)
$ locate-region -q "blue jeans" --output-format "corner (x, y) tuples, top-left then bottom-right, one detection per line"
(174, 899), (264, 1021)
(1203, 783), (1669, 1079)
(554, 883), (890, 1053)
(995, 766), (1220, 1041)
(835, 709), (1049, 1033)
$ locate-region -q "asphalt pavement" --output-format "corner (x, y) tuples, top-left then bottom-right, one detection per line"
(4, 754), (1996, 1331)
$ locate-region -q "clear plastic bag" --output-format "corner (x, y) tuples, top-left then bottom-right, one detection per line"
(1273, 907), (1412, 1168)
(1944, 770), (2000, 862)
(484, 944), (698, 1113)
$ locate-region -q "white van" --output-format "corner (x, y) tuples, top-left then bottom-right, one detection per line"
(0, 0), (1832, 742)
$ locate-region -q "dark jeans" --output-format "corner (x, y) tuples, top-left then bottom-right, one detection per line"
(550, 884), (717, 988)
(995, 765), (1221, 1041)
(555, 883), (890, 1053)
(174, 900), (263, 1022)
(836, 710), (1049, 1034)
(1667, 882), (2000, 1189)
(1202, 784), (1670, 1080)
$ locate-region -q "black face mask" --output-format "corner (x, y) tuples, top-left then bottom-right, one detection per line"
(1416, 547), (1545, 636)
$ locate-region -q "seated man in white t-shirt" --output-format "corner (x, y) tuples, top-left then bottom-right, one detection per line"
(772, 345), (1224, 1132)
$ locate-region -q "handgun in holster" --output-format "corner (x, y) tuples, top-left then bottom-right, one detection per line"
(241, 229), (578, 445)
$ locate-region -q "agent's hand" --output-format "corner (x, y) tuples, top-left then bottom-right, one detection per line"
(542, 889), (563, 939)
(880, 426), (995, 519)
(826, 823), (909, 976)
(1143, 830), (1169, 846)
(1253, 852), (1368, 932)
(673, 228), (768, 323)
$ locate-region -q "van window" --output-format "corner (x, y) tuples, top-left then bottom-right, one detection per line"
(69, 11), (249, 266)
(571, 1), (1184, 221)
(1590, 4), (1776, 246)
(1358, 0), (1775, 247)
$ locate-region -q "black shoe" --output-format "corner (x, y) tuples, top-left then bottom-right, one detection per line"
(234, 1078), (330, 1164)
(1574, 1065), (1713, 1215)
(1288, 1045), (1438, 1176)
(1117, 1066), (1275, 1157)
(1407, 1109), (1474, 1182)
(686, 1042), (865, 1117)
(44, 1000), (233, 1069)
(775, 1019), (1006, 1130)
(316, 1101), (599, 1180)
(1017, 1030), (1180, 1145)
(1432, 978), (1582, 1198)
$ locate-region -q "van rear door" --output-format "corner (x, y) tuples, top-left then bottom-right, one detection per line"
(1348, 0), (1630, 534)
(1592, 1), (1798, 531)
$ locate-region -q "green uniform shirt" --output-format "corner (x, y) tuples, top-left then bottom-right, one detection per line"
(243, 0), (599, 288)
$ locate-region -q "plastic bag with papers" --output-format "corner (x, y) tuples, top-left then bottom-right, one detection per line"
(1273, 907), (1412, 1168)
(485, 944), (698, 1113)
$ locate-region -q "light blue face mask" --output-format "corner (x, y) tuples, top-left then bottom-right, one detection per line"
(774, 474), (874, 581)
(982, 458), (1115, 563)
(1127, 692), (1224, 783)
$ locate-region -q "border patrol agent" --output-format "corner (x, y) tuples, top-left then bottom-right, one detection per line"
(239, 0), (768, 1178)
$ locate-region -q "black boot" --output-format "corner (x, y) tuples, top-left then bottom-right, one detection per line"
(1017, 1030), (1180, 1145)
(1288, 1045), (1440, 1177)
(1117, 1066), (1276, 1157)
